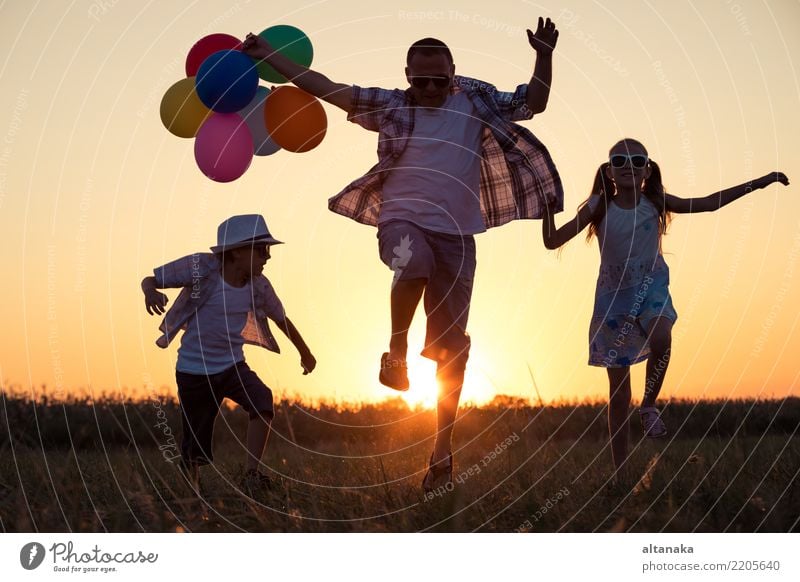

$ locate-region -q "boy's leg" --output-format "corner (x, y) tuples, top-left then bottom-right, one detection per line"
(642, 316), (673, 408)
(176, 370), (223, 471)
(245, 415), (272, 472)
(607, 366), (632, 469)
(224, 362), (275, 472)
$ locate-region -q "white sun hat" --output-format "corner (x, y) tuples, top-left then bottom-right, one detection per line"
(209, 214), (283, 253)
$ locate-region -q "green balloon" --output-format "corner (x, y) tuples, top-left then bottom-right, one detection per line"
(255, 25), (313, 83)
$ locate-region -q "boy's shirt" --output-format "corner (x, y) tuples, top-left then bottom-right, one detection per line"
(151, 253), (285, 357)
(328, 74), (564, 229)
(176, 276), (254, 374)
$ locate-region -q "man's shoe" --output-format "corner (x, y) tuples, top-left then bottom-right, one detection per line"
(379, 352), (410, 391)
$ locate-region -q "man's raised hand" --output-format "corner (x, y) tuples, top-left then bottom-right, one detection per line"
(527, 16), (559, 54)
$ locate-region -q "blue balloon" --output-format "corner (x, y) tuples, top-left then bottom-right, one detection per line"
(195, 50), (258, 113)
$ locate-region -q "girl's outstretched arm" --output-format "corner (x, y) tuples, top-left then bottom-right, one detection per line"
(542, 196), (597, 250)
(665, 172), (789, 214)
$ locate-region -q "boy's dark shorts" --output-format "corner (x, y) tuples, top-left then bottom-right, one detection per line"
(175, 360), (273, 466)
(377, 219), (476, 366)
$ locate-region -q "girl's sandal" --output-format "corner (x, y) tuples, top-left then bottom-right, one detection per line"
(639, 406), (667, 438)
(422, 452), (453, 493)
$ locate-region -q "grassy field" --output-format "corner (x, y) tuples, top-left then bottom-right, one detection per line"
(1, 390), (799, 532)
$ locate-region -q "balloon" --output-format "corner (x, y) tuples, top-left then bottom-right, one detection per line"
(185, 33), (242, 76)
(254, 25), (313, 83)
(239, 87), (281, 156)
(194, 113), (254, 182)
(264, 86), (327, 152)
(195, 50), (258, 113)
(160, 77), (212, 138)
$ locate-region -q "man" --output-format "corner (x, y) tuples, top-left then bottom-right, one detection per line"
(243, 18), (562, 492)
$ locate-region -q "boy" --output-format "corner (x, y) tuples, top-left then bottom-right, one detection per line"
(141, 214), (316, 496)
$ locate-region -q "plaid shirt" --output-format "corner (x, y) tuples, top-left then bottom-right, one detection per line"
(328, 75), (564, 228)
(151, 253), (285, 354)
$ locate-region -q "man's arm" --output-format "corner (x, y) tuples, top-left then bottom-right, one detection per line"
(272, 315), (317, 375)
(665, 172), (789, 214)
(242, 33), (352, 113)
(525, 17), (559, 114)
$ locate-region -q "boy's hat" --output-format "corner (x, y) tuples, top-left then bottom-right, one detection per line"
(210, 214), (283, 253)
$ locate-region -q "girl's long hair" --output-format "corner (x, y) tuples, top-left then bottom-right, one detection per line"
(580, 139), (671, 244)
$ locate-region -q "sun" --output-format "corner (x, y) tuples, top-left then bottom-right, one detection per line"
(399, 357), (439, 409)
(397, 353), (499, 409)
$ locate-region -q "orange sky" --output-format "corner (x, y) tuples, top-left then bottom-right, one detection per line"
(1, 0), (799, 407)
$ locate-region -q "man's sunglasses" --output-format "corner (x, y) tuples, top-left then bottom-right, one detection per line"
(609, 154), (649, 169)
(410, 75), (451, 89)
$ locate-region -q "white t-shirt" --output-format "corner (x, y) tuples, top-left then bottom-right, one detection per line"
(176, 277), (254, 374)
(379, 92), (485, 235)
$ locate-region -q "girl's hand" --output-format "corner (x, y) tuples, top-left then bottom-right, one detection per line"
(527, 17), (559, 55)
(770, 172), (790, 186)
(144, 288), (169, 316)
(755, 172), (790, 189)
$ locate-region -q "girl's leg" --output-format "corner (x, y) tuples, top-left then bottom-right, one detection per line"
(607, 366), (632, 469)
(642, 317), (674, 408)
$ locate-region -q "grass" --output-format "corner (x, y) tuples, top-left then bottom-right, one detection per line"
(1, 390), (798, 532)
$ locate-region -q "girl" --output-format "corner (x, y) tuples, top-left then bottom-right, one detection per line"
(542, 138), (788, 469)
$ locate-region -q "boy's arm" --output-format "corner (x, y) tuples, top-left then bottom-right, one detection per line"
(665, 172), (789, 214)
(525, 17), (559, 114)
(542, 197), (596, 250)
(141, 276), (169, 315)
(241, 33), (353, 113)
(273, 315), (317, 375)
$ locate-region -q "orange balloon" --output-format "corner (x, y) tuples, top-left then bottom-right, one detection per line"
(264, 86), (327, 152)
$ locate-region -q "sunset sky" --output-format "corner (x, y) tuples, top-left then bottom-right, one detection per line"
(1, 0), (798, 407)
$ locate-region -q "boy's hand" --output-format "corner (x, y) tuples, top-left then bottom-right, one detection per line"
(300, 352), (317, 375)
(242, 32), (273, 60)
(527, 17), (558, 55)
(144, 288), (169, 316)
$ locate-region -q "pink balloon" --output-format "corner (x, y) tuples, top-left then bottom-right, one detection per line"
(194, 113), (254, 182)
(185, 33), (242, 76)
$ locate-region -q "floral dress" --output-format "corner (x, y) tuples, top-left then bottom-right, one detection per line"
(588, 195), (678, 367)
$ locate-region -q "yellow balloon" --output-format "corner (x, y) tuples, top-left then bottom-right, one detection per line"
(160, 77), (212, 138)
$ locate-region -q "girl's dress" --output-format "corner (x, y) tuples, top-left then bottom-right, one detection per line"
(588, 194), (678, 367)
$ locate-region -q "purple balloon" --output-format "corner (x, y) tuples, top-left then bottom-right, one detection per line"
(239, 86), (281, 156)
(194, 113), (254, 182)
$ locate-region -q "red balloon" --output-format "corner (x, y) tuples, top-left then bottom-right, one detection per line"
(186, 33), (242, 76)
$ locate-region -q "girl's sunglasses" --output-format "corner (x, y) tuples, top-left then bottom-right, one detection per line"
(410, 75), (451, 89)
(609, 154), (649, 169)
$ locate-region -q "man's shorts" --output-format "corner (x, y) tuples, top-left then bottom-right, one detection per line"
(175, 360), (274, 466)
(377, 219), (476, 364)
